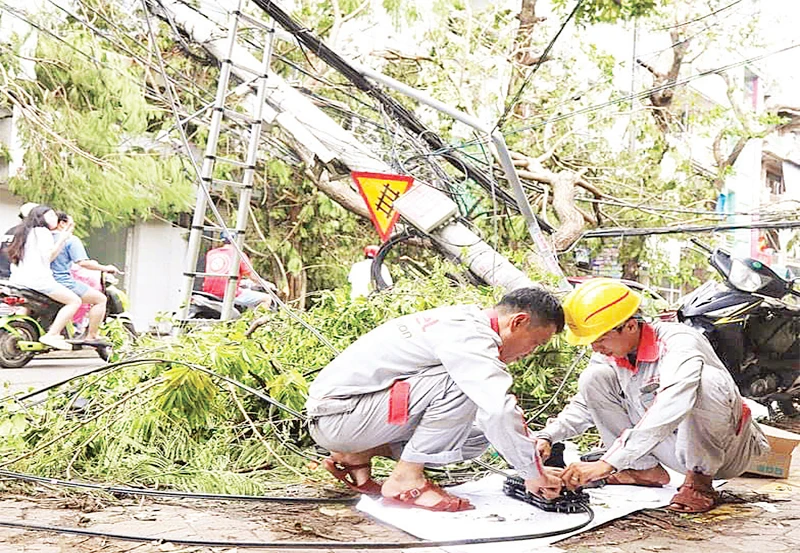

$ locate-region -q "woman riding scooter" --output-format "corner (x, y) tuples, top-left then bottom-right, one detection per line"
(7, 205), (79, 350)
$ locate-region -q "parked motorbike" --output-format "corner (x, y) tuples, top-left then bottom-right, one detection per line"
(677, 239), (800, 415)
(187, 290), (243, 320)
(0, 272), (136, 367)
(187, 279), (277, 320)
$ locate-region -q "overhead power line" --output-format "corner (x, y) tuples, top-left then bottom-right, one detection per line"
(655, 0), (745, 31)
(250, 0), (556, 233)
(505, 41), (800, 137)
(495, 0), (583, 130)
(582, 219), (800, 238)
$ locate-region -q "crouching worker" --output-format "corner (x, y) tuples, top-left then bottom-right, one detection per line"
(535, 279), (769, 514)
(307, 287), (565, 511)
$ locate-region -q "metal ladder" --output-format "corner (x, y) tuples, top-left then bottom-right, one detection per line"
(177, 1), (275, 321)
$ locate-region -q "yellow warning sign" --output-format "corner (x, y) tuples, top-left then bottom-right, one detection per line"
(352, 171), (414, 241)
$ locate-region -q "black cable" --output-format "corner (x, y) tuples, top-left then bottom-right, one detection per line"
(495, 0), (583, 130)
(505, 41), (800, 137)
(0, 501), (594, 549)
(371, 230), (425, 290)
(4, 357), (167, 404)
(655, 0), (745, 31)
(582, 218), (800, 238)
(0, 469), (355, 504)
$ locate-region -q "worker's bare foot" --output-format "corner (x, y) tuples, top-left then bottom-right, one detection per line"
(607, 464), (670, 487)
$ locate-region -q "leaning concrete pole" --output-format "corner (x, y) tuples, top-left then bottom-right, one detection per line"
(159, 0), (552, 292)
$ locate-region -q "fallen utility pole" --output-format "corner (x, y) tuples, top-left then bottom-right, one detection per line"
(250, 0), (553, 234)
(250, 0), (566, 286)
(156, 0), (543, 292)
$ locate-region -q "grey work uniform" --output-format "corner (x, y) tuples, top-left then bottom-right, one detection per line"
(306, 305), (545, 480)
(537, 322), (769, 478)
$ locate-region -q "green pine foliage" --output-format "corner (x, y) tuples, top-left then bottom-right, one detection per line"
(0, 268), (581, 493)
(4, 26), (194, 232)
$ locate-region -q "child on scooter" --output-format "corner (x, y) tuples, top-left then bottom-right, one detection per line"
(51, 212), (120, 345)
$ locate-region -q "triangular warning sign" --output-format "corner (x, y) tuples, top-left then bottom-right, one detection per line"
(352, 171), (414, 241)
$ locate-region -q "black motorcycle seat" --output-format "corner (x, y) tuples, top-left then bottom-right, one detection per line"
(0, 280), (56, 304)
(193, 290), (225, 301)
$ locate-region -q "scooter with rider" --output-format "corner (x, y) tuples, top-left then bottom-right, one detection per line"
(187, 232), (276, 320)
(0, 206), (134, 367)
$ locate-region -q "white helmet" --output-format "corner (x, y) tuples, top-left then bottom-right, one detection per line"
(19, 202), (39, 218)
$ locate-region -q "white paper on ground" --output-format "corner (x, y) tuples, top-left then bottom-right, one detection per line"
(357, 470), (725, 553)
(743, 397), (769, 420)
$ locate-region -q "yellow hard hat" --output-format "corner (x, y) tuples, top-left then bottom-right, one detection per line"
(563, 278), (642, 345)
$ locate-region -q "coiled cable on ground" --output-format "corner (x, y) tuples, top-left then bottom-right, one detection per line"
(0, 357), (596, 547)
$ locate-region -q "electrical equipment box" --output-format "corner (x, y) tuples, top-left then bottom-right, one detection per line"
(392, 183), (458, 233)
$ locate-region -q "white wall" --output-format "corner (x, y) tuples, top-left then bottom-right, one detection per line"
(125, 220), (187, 331)
(0, 187), (26, 232)
(725, 138), (763, 258)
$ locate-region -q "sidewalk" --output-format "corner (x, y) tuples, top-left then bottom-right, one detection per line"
(558, 445), (800, 553)
(0, 434), (798, 553)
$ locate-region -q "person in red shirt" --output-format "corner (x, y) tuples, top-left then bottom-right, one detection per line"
(202, 233), (274, 310)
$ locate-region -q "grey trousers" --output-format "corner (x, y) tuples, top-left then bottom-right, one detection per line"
(583, 363), (769, 478)
(309, 371), (490, 465)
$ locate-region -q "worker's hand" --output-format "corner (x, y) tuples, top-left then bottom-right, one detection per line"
(525, 467), (564, 500)
(561, 460), (615, 490)
(536, 438), (552, 462)
(104, 264), (120, 274)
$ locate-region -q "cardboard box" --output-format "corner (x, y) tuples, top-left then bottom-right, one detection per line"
(744, 424), (800, 478)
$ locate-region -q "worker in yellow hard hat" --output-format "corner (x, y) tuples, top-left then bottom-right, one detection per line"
(533, 278), (769, 514)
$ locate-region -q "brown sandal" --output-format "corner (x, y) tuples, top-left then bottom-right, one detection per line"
(322, 458), (383, 495)
(383, 480), (475, 512)
(667, 485), (719, 513)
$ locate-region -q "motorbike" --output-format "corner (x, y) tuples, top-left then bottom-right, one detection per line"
(677, 239), (800, 416)
(0, 272), (136, 367)
(187, 290), (243, 320)
(187, 279), (277, 320)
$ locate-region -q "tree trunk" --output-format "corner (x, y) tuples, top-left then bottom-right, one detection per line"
(550, 171), (585, 251)
(511, 152), (593, 252)
(505, 0), (543, 120)
(286, 203), (307, 309)
(637, 28), (689, 134)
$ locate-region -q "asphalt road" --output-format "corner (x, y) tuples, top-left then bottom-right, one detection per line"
(0, 350), (105, 399)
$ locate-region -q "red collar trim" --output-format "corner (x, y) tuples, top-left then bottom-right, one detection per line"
(611, 355), (635, 372)
(486, 309), (500, 335)
(610, 323), (661, 371)
(636, 323), (660, 363)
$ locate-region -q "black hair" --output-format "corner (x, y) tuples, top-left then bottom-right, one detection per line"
(495, 286), (565, 333)
(8, 205), (54, 265)
(56, 211), (69, 224)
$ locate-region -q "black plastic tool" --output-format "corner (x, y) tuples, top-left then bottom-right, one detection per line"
(544, 441), (566, 468)
(579, 448), (607, 462)
(503, 475), (590, 514)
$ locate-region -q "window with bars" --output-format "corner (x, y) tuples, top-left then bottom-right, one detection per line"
(766, 170), (785, 196)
